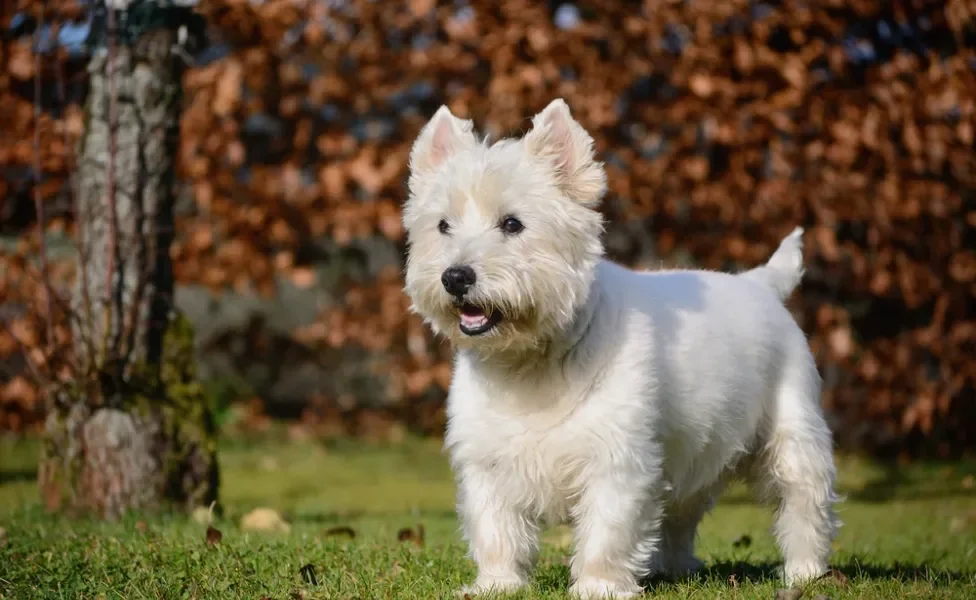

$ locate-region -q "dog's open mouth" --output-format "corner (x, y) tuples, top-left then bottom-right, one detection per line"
(458, 303), (503, 336)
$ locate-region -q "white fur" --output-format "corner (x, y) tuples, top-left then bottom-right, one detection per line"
(403, 99), (840, 599)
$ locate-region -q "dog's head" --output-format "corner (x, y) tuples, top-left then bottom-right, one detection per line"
(402, 99), (606, 354)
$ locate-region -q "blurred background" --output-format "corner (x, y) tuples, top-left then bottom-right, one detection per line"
(1, 0), (974, 460)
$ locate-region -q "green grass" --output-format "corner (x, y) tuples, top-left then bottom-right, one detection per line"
(1, 434), (975, 599)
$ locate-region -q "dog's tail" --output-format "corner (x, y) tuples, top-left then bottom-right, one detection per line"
(741, 227), (805, 302)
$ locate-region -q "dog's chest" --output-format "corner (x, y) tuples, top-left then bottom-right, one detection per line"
(453, 398), (595, 522)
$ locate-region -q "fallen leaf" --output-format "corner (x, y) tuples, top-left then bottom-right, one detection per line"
(325, 526), (356, 538)
(728, 573), (739, 588)
(0, 526), (7, 547)
(774, 588), (804, 600)
(961, 475), (974, 489)
(135, 520), (148, 532)
(396, 524), (425, 546)
(241, 508), (292, 533)
(826, 568), (849, 586)
(733, 534), (753, 548)
(191, 506), (212, 525)
(689, 73), (715, 98)
(299, 563), (318, 586)
(206, 525), (223, 546)
(192, 500), (217, 525)
(7, 41), (34, 80)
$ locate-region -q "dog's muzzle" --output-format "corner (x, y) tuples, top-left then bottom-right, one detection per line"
(441, 266), (503, 336)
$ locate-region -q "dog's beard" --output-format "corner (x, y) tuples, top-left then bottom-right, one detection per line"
(418, 296), (572, 360)
(405, 260), (596, 357)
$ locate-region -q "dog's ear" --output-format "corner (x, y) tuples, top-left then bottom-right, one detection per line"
(523, 98), (606, 207)
(409, 105), (478, 176)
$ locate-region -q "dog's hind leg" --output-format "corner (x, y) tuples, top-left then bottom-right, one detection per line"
(758, 355), (841, 586)
(650, 487), (721, 581)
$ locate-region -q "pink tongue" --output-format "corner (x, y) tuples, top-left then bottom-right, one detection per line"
(460, 313), (488, 329)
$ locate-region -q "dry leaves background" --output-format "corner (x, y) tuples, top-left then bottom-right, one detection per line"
(1, 0), (974, 457)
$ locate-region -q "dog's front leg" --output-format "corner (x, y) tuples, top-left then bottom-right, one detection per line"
(569, 467), (662, 599)
(456, 467), (539, 597)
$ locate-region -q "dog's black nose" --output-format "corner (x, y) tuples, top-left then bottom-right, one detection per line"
(441, 265), (476, 297)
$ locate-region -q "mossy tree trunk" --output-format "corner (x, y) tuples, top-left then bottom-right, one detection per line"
(38, 1), (217, 519)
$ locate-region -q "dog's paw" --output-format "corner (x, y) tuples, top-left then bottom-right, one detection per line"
(457, 575), (527, 597)
(570, 576), (641, 599)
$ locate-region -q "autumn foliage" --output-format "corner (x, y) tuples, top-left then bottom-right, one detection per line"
(1, 0), (974, 457)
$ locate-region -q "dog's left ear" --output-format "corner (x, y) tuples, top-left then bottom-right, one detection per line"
(524, 99), (606, 207)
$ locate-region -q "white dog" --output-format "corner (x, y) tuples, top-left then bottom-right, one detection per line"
(402, 99), (840, 599)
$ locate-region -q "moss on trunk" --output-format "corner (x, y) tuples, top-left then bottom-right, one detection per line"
(39, 312), (219, 518)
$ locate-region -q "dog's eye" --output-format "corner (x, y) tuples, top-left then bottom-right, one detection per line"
(500, 215), (524, 235)
(438, 219), (450, 235)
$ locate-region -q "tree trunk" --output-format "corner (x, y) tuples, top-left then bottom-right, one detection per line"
(38, 2), (217, 519)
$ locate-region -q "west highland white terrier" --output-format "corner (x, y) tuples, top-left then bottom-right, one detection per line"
(402, 98), (840, 599)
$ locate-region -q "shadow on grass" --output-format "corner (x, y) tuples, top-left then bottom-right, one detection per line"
(289, 509), (458, 523)
(531, 560), (972, 595)
(0, 467), (36, 485)
(715, 487), (976, 506)
(839, 460), (976, 503)
(655, 559), (972, 588)
(709, 458), (976, 506)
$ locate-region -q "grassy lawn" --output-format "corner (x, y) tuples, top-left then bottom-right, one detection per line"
(1, 434), (975, 599)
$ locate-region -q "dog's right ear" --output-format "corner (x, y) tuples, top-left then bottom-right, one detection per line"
(409, 106), (478, 176)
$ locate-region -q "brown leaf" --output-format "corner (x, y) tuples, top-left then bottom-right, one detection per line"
(213, 60), (243, 117)
(7, 41), (34, 80)
(689, 74), (715, 98)
(396, 524), (425, 546)
(290, 267), (317, 289)
(325, 526), (356, 538)
(409, 0), (435, 18)
(727, 573), (739, 588)
(135, 520), (148, 532)
(826, 568), (849, 586)
(206, 525), (223, 546)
